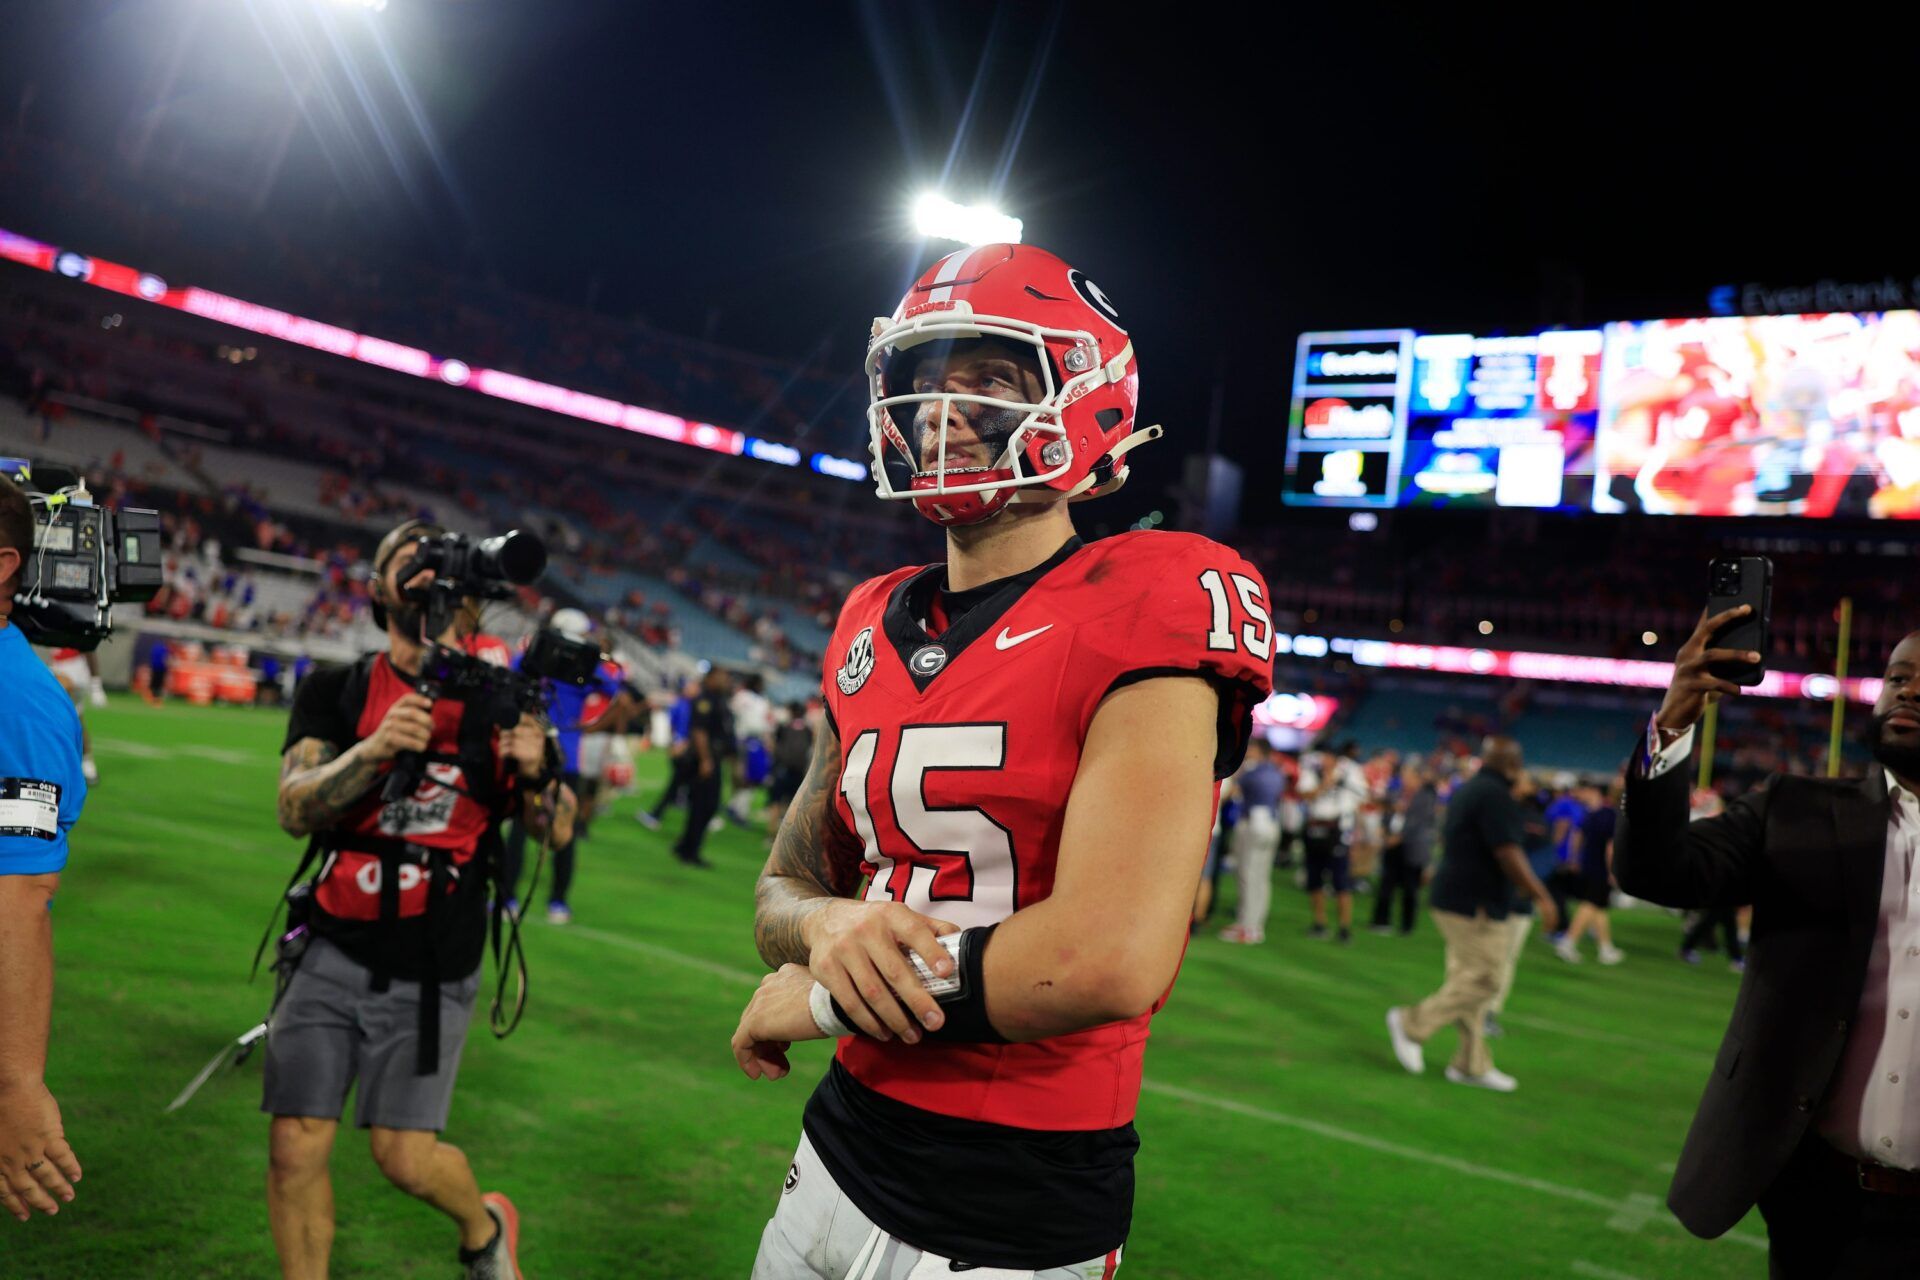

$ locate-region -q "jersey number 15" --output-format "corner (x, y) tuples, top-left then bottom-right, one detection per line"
(840, 725), (1015, 929)
(1198, 569), (1272, 661)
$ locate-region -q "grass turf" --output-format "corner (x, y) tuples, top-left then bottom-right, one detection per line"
(4, 698), (1769, 1278)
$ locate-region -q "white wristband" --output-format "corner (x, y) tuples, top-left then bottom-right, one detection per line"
(809, 981), (853, 1039)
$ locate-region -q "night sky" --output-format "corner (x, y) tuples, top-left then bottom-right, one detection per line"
(2, 1), (1915, 525)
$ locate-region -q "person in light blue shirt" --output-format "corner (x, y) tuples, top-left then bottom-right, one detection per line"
(0, 474), (86, 1220)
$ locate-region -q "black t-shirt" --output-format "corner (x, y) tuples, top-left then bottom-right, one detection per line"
(688, 691), (736, 760)
(1578, 804), (1618, 884)
(282, 660), (503, 981)
(1429, 770), (1528, 920)
(282, 664), (356, 755)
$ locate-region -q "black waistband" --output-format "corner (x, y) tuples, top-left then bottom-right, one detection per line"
(801, 1058), (1136, 1269)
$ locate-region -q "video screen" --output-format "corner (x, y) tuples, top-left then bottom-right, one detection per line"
(1594, 312), (1920, 518)
(1287, 310), (1920, 520)
(1399, 332), (1600, 511)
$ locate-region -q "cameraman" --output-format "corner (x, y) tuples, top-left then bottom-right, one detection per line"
(0, 474), (85, 1223)
(265, 520), (574, 1280)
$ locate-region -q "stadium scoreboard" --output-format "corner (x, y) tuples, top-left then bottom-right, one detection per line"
(1287, 310), (1920, 519)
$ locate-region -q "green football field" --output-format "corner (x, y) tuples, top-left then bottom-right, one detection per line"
(5, 699), (1771, 1279)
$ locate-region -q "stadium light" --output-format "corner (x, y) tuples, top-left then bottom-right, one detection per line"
(913, 193), (1022, 246)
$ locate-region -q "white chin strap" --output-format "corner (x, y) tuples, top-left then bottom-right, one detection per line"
(1061, 424), (1163, 500)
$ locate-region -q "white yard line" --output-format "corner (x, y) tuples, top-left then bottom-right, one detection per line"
(1571, 1261), (1649, 1280)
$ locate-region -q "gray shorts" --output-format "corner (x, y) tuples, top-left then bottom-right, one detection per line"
(261, 936), (482, 1132)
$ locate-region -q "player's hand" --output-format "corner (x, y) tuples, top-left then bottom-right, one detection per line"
(697, 757), (715, 781)
(504, 714), (547, 781)
(0, 1080), (81, 1221)
(804, 900), (959, 1044)
(732, 964), (822, 1081)
(1532, 891), (1560, 936)
(1656, 606), (1759, 733)
(365, 693), (434, 763)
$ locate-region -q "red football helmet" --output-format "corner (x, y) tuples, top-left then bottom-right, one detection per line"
(866, 243), (1159, 526)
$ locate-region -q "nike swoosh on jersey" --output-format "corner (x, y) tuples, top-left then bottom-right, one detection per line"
(994, 624), (1054, 650)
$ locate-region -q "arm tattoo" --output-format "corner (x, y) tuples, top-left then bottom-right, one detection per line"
(277, 738), (381, 837)
(753, 716), (857, 967)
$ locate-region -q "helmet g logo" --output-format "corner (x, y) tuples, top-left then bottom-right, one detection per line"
(837, 627), (876, 695)
(1068, 269), (1125, 332)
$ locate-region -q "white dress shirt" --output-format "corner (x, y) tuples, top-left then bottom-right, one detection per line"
(1820, 771), (1920, 1169)
(1647, 722), (1920, 1170)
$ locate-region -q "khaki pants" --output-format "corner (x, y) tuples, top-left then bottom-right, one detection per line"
(1402, 909), (1508, 1076)
(1492, 912), (1532, 1015)
(1232, 806), (1281, 935)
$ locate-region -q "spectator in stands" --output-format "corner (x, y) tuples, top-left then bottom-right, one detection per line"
(1387, 738), (1558, 1093)
(1556, 779), (1625, 965)
(1218, 739), (1286, 945)
(1372, 760), (1438, 936)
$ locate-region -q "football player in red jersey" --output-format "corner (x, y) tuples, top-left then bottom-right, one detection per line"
(731, 244), (1274, 1277)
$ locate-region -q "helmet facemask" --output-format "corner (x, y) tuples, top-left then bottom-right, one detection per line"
(869, 320), (1096, 526)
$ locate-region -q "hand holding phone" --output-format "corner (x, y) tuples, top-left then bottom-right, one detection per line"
(1656, 603), (1763, 732)
(1704, 556), (1771, 687)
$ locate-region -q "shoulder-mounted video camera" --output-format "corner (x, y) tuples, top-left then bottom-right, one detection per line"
(3, 459), (162, 652)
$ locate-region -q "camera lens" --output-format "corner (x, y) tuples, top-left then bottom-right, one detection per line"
(475, 530), (547, 585)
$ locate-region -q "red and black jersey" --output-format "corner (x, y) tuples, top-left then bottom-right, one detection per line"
(282, 655), (516, 980)
(801, 530), (1274, 1266)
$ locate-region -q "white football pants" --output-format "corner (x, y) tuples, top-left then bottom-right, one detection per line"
(751, 1131), (1123, 1279)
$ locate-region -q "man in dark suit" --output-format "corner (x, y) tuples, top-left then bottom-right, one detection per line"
(1615, 605), (1920, 1278)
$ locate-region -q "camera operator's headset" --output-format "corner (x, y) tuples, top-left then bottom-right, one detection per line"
(251, 520), (555, 1067)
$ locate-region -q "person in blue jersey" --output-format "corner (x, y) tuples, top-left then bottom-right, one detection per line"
(0, 474), (86, 1222)
(501, 610), (625, 924)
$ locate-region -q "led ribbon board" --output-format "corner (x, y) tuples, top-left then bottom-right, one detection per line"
(0, 228), (869, 482)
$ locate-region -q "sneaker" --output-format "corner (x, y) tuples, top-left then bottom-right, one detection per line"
(464, 1191), (520, 1279)
(1445, 1065), (1518, 1093)
(1546, 932), (1567, 946)
(547, 902), (572, 925)
(1554, 939), (1582, 964)
(1679, 949), (1701, 965)
(1597, 945), (1626, 966)
(1729, 958), (1746, 974)
(1217, 925), (1263, 945)
(676, 852), (714, 869)
(81, 756), (98, 783)
(1306, 923), (1330, 940)
(1482, 1013), (1505, 1039)
(1368, 924), (1396, 936)
(707, 816), (727, 834)
(635, 810), (662, 830)
(1386, 1007), (1425, 1074)
(1336, 927), (1352, 945)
